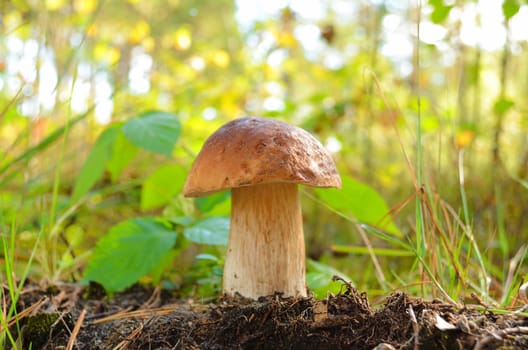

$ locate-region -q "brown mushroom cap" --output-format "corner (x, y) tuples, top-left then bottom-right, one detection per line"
(183, 116), (341, 197)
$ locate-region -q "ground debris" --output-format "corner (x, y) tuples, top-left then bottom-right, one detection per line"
(3, 282), (528, 350)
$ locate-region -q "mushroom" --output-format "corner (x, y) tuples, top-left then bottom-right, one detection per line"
(183, 117), (341, 299)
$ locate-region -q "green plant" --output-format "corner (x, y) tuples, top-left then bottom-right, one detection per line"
(1, 213), (43, 349)
(75, 111), (233, 292)
(83, 215), (230, 292)
(79, 112), (399, 295)
(1, 0), (525, 310)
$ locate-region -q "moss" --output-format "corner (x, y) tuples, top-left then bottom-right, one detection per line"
(21, 313), (61, 349)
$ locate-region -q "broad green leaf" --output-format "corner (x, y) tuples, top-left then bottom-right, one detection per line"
(502, 0), (520, 20)
(306, 271), (333, 291)
(141, 165), (187, 211)
(314, 175), (401, 236)
(205, 197), (231, 216)
(195, 191), (230, 213)
(167, 216), (193, 226)
(307, 259), (352, 281)
(106, 129), (138, 182)
(71, 125), (119, 202)
(184, 216), (229, 246)
(122, 111), (181, 157)
(306, 259), (353, 295)
(149, 249), (180, 285)
(83, 217), (176, 292)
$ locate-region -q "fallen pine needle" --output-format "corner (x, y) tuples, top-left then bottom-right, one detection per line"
(66, 308), (86, 350)
(0, 297), (48, 333)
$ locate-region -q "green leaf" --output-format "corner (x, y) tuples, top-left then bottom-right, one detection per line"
(71, 125), (119, 202)
(314, 175), (401, 236)
(306, 259), (353, 294)
(106, 129), (138, 182)
(141, 165), (187, 211)
(306, 271), (333, 291)
(83, 217), (176, 292)
(167, 216), (193, 226)
(184, 216), (229, 246)
(149, 249), (180, 285)
(430, 4), (452, 24)
(503, 0), (520, 20)
(122, 111), (181, 157)
(493, 98), (514, 115)
(422, 114), (440, 132)
(195, 191), (231, 213)
(307, 259), (352, 281)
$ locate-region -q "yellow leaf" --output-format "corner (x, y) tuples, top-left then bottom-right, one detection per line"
(86, 23), (98, 37)
(45, 0), (67, 10)
(142, 37), (155, 52)
(263, 63), (279, 79)
(276, 31), (297, 47)
(129, 21), (150, 44)
(74, 0), (97, 14)
(210, 49), (230, 68)
(94, 44), (121, 65)
(455, 130), (474, 149)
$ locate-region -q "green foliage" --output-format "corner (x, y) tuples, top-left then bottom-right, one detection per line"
(0, 113), (87, 185)
(71, 125), (120, 202)
(71, 111), (181, 204)
(1, 0), (527, 307)
(1, 221), (44, 349)
(122, 111), (181, 157)
(83, 217), (177, 292)
(141, 165), (187, 211)
(306, 260), (353, 297)
(184, 216), (230, 246)
(315, 176), (401, 236)
(429, 0), (453, 24)
(107, 131), (139, 182)
(195, 192), (231, 213)
(493, 98), (515, 115)
(502, 0), (521, 20)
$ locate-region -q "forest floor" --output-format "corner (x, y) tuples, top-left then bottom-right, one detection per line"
(4, 280), (528, 350)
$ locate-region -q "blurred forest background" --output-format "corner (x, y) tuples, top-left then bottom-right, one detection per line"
(0, 0), (527, 303)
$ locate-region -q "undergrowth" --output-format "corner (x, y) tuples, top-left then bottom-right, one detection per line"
(1, 2), (528, 348)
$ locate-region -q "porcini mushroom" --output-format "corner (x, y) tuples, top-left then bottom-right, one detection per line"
(183, 117), (341, 299)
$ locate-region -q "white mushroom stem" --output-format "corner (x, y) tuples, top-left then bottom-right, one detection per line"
(223, 182), (307, 299)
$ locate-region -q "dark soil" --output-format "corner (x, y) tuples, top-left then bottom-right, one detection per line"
(3, 281), (528, 350)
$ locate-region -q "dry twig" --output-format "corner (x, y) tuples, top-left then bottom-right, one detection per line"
(474, 326), (528, 350)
